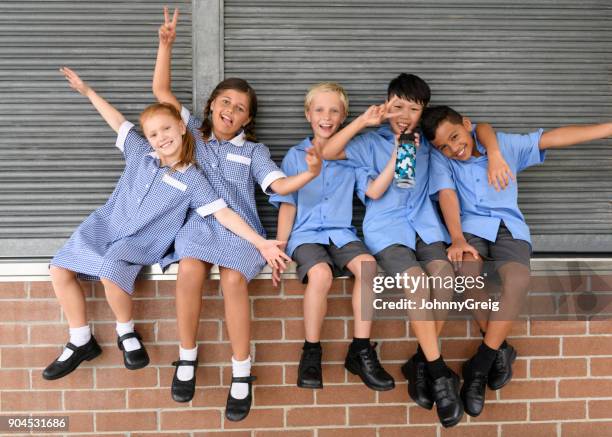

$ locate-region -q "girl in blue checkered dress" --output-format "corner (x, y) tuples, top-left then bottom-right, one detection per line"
(154, 8), (322, 419)
(43, 67), (290, 382)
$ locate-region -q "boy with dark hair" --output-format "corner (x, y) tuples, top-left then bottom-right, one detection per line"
(319, 73), (510, 427)
(423, 104), (612, 417)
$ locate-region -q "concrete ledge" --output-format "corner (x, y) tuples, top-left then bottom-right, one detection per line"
(0, 258), (611, 282)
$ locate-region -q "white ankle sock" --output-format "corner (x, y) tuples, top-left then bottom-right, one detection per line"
(116, 320), (140, 352)
(230, 356), (251, 399)
(177, 346), (198, 381)
(58, 325), (91, 361)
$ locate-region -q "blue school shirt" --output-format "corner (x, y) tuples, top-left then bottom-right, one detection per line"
(51, 121), (226, 293)
(269, 138), (375, 256)
(343, 124), (450, 255)
(428, 127), (546, 245)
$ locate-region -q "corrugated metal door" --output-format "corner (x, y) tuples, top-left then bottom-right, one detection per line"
(0, 0), (193, 257)
(223, 0), (612, 252)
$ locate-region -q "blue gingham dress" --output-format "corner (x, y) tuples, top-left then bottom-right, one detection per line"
(159, 107), (286, 281)
(51, 121), (227, 294)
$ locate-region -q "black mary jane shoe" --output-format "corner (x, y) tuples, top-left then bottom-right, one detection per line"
(401, 353), (434, 410)
(225, 375), (257, 422)
(171, 359), (198, 402)
(42, 336), (102, 380)
(488, 343), (517, 390)
(117, 331), (150, 370)
(297, 346), (323, 389)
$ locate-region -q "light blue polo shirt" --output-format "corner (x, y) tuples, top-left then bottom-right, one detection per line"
(344, 124), (450, 255)
(428, 127), (546, 245)
(269, 138), (374, 257)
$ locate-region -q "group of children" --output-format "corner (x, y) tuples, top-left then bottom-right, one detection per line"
(42, 7), (612, 428)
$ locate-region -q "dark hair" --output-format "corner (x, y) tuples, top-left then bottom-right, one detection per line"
(199, 77), (258, 142)
(421, 105), (464, 142)
(387, 73), (431, 106)
(140, 102), (196, 173)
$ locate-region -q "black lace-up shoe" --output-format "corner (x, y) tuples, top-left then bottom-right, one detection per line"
(401, 353), (433, 409)
(297, 346), (323, 389)
(488, 343), (517, 390)
(344, 342), (395, 391)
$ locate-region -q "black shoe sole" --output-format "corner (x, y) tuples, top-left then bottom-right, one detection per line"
(42, 346), (102, 380)
(297, 379), (323, 389)
(401, 361), (434, 410)
(488, 348), (517, 390)
(345, 360), (395, 392)
(441, 410), (464, 428)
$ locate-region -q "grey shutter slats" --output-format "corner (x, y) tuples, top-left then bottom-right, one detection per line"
(224, 0), (612, 252)
(0, 0), (193, 256)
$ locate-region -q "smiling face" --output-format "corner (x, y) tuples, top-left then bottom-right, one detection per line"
(141, 112), (186, 165)
(430, 117), (476, 161)
(386, 95), (425, 136)
(305, 90), (346, 144)
(210, 89), (252, 141)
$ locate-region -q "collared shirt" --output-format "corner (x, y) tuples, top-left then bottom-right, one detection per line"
(428, 127), (546, 244)
(342, 124), (450, 255)
(269, 137), (374, 256)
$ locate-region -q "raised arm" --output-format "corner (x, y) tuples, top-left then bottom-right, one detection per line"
(539, 122), (612, 150)
(60, 67), (125, 133)
(438, 188), (480, 267)
(269, 146), (322, 195)
(272, 203), (297, 286)
(475, 123), (515, 191)
(152, 6), (181, 110)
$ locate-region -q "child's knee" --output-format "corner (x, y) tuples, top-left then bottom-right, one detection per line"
(178, 257), (207, 277)
(347, 254), (376, 280)
(306, 263), (333, 287)
(220, 269), (247, 291)
(49, 265), (75, 282)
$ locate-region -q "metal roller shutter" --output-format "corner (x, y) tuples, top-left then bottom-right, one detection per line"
(0, 0), (193, 257)
(223, 0), (612, 252)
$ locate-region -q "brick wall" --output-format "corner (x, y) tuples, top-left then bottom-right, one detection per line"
(1, 274), (611, 436)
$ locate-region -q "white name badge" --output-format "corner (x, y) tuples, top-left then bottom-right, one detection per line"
(162, 174), (187, 192)
(226, 153), (252, 165)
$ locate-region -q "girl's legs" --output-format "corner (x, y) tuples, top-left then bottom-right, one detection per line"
(219, 267), (251, 399)
(101, 278), (141, 352)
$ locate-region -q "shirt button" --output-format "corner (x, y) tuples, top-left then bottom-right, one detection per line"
(479, 198), (483, 202)
(476, 178), (480, 182)
(409, 204), (414, 208)
(324, 197), (329, 201)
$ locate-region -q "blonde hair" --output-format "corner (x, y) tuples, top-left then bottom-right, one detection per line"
(304, 82), (349, 115)
(139, 103), (196, 173)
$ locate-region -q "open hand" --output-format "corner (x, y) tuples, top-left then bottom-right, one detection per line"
(159, 6), (179, 45)
(447, 239), (481, 271)
(257, 239), (291, 271)
(359, 96), (403, 128)
(59, 67), (90, 96)
(487, 151), (515, 191)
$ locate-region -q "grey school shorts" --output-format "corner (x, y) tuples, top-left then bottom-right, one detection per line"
(292, 240), (370, 283)
(463, 224), (531, 270)
(374, 238), (448, 277)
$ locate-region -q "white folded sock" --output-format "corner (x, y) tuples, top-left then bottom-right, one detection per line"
(230, 355), (252, 399)
(177, 346), (198, 381)
(58, 325), (91, 361)
(116, 320), (140, 352)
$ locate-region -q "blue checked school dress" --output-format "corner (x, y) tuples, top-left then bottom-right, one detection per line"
(159, 106), (286, 281)
(51, 121), (227, 294)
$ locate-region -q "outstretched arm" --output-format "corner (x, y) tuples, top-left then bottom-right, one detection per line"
(269, 146), (322, 195)
(60, 67), (125, 133)
(539, 122), (612, 149)
(152, 6), (181, 110)
(475, 123), (515, 191)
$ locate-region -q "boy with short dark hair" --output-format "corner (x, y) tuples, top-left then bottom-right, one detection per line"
(423, 104), (612, 417)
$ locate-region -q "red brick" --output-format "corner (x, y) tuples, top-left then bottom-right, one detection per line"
(318, 428), (376, 437)
(588, 399), (612, 419)
(507, 337), (560, 357)
(0, 301), (60, 321)
(437, 320), (468, 338)
(96, 411), (157, 431)
(355, 319), (406, 339)
(498, 380), (556, 400)
(29, 281), (60, 298)
(161, 365), (221, 388)
(132, 298), (178, 319)
(503, 423), (558, 437)
(326, 297), (354, 316)
(201, 432), (250, 437)
(32, 368), (93, 389)
(472, 402), (527, 422)
(255, 432), (313, 437)
(223, 408), (284, 429)
(439, 339), (481, 359)
(558, 293), (611, 316)
(379, 340), (419, 361)
(349, 405), (407, 425)
(160, 410), (221, 430)
(531, 400), (585, 421)
(378, 382), (410, 403)
(222, 364), (282, 386)
(0, 369), (29, 389)
(255, 342), (301, 363)
(591, 357), (612, 376)
(226, 319), (282, 340)
(159, 279), (220, 297)
(435, 425), (497, 436)
(38, 412), (94, 433)
(0, 282), (27, 298)
(29, 323), (68, 344)
(0, 324), (28, 345)
(144, 344), (181, 366)
(248, 279), (281, 296)
(563, 336), (612, 356)
(253, 297), (302, 317)
(64, 389), (126, 410)
(524, 295), (557, 315)
(530, 320), (587, 335)
(2, 346), (66, 368)
(590, 274), (612, 292)
(409, 405), (453, 424)
(200, 298), (226, 319)
(254, 386), (314, 406)
(285, 318), (345, 340)
(284, 278), (344, 296)
(157, 320), (220, 342)
(286, 406), (346, 426)
(589, 320), (612, 334)
(128, 388), (183, 409)
(562, 421), (612, 436)
(379, 426), (438, 437)
(559, 378), (612, 398)
(192, 387), (229, 408)
(530, 358), (587, 377)
(316, 384), (376, 404)
(529, 275), (588, 293)
(86, 300), (116, 321)
(1, 390), (62, 411)
(285, 363), (346, 384)
(95, 367), (157, 388)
